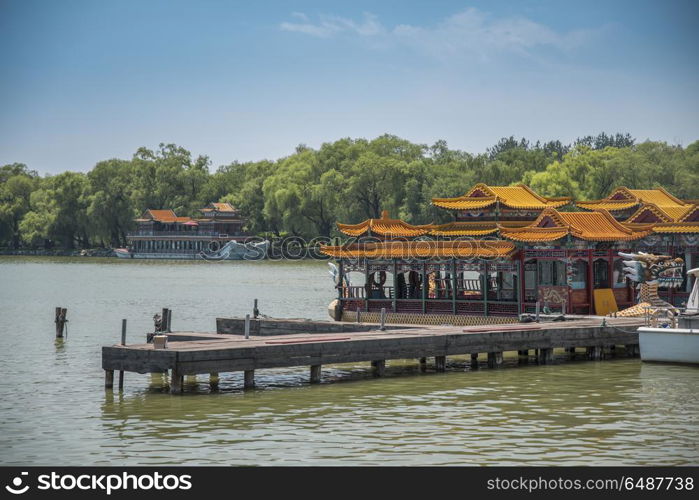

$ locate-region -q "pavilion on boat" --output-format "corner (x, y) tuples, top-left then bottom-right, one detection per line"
(321, 183), (698, 324)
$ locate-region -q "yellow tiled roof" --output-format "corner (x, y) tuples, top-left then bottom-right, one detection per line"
(432, 183), (570, 211)
(653, 223), (699, 234)
(428, 221), (529, 236)
(625, 203), (694, 223)
(320, 240), (517, 259)
(336, 210), (433, 238)
(499, 208), (650, 242)
(577, 186), (689, 212)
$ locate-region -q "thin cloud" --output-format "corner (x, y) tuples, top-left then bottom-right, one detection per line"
(280, 8), (600, 59)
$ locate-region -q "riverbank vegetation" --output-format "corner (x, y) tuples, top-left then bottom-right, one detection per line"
(1, 133), (698, 249)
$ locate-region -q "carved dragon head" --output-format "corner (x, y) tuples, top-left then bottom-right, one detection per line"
(618, 252), (684, 288)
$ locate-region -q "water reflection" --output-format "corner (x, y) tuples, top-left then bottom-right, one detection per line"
(2, 257), (698, 465)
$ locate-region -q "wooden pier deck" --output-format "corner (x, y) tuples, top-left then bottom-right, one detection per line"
(103, 316), (645, 393)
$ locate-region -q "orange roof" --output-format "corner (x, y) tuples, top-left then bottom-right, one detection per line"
(137, 209), (191, 223)
(201, 202), (237, 212)
(498, 208), (651, 242)
(577, 186), (689, 212)
(320, 240), (517, 259)
(337, 210), (433, 238)
(432, 183), (570, 211)
(428, 220), (529, 237)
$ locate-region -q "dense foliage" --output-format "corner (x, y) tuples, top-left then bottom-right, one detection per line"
(1, 134), (698, 248)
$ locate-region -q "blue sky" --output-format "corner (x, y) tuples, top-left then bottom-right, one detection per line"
(1, 0), (697, 174)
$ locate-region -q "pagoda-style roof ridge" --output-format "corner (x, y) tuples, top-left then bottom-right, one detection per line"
(653, 222), (699, 234)
(336, 210), (433, 238)
(577, 186), (690, 211)
(200, 202), (238, 213)
(624, 202), (695, 224)
(432, 183), (570, 211)
(498, 208), (650, 242)
(428, 220), (532, 237)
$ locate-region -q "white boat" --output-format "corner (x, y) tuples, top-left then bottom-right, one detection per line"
(637, 267), (699, 365)
(113, 240), (269, 260)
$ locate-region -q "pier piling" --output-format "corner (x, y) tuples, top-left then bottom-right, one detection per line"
(310, 365), (322, 384)
(55, 307), (68, 338)
(539, 347), (554, 364)
(170, 366), (183, 393)
(371, 359), (386, 377)
(487, 351), (503, 368)
(118, 319), (127, 390)
(243, 369), (255, 389)
(435, 355), (446, 372)
(419, 357), (427, 372)
(104, 369), (114, 389)
(471, 353), (480, 369)
(244, 314), (251, 339)
(209, 372), (219, 390)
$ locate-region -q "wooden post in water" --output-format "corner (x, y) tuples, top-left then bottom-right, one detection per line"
(419, 357), (427, 372)
(253, 299), (259, 319)
(371, 359), (386, 377)
(310, 364), (321, 384)
(566, 347), (576, 359)
(487, 351), (503, 368)
(471, 353), (480, 369)
(435, 355), (446, 372)
(170, 366), (183, 394)
(517, 350), (529, 364)
(167, 309), (172, 332)
(209, 373), (219, 390)
(244, 314), (251, 339)
(587, 346), (602, 361)
(55, 307), (68, 338)
(539, 347), (554, 364)
(160, 308), (169, 333)
(243, 370), (255, 389)
(104, 370), (114, 389)
(118, 319), (126, 390)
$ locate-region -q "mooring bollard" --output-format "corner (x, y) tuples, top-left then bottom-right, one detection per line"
(55, 307), (68, 338)
(379, 307), (386, 331)
(119, 318), (126, 390)
(244, 314), (250, 339)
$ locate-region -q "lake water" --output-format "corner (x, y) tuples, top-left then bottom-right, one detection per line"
(1, 256), (697, 466)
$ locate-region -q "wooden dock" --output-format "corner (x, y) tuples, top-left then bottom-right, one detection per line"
(102, 316), (644, 393)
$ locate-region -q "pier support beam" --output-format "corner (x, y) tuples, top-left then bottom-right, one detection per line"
(566, 347), (576, 359)
(435, 355), (446, 372)
(487, 351), (503, 368)
(371, 360), (386, 377)
(310, 365), (321, 384)
(470, 353), (480, 369)
(243, 370), (255, 389)
(170, 367), (183, 394)
(539, 348), (554, 365)
(517, 350), (528, 364)
(626, 344), (640, 357)
(587, 346), (602, 361)
(209, 372), (219, 390)
(419, 357), (427, 372)
(104, 370), (114, 389)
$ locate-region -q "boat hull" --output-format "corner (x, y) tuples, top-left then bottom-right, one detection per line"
(638, 327), (699, 364)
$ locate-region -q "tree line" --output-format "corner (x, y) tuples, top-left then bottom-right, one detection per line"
(1, 133), (698, 249)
